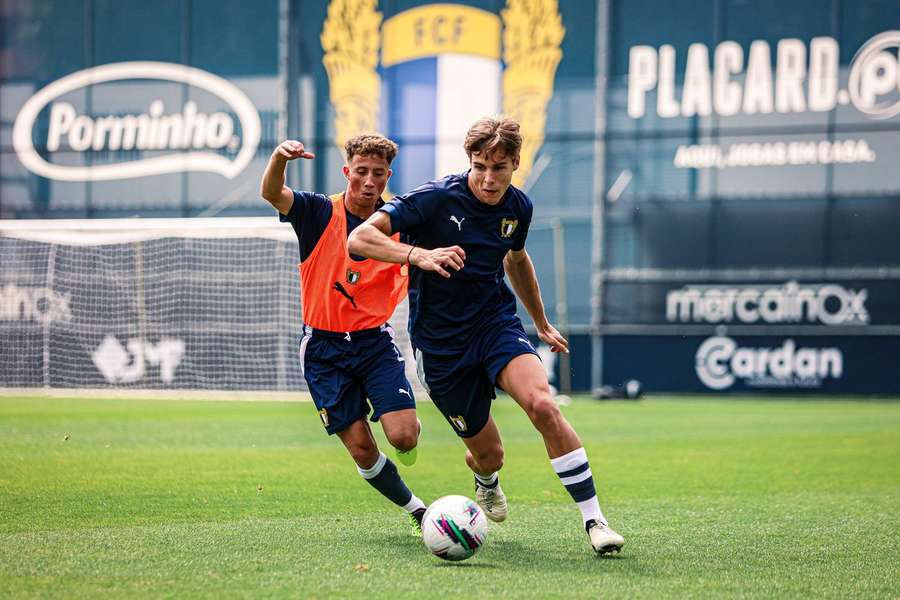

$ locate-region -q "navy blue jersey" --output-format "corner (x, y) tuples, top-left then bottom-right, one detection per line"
(278, 190), (373, 261)
(379, 171), (533, 354)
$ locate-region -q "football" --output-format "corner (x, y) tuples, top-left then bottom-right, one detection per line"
(421, 495), (488, 561)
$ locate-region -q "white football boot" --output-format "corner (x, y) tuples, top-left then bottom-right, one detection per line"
(586, 519), (624, 554)
(475, 481), (508, 522)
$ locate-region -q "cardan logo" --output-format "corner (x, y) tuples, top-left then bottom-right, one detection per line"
(695, 336), (843, 391)
(12, 62), (261, 181)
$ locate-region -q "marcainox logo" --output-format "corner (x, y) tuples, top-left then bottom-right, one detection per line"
(12, 62), (261, 181)
(666, 281), (869, 326)
(0, 284), (71, 324)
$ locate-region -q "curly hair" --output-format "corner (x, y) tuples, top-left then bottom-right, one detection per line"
(344, 134), (399, 165)
(463, 116), (522, 159)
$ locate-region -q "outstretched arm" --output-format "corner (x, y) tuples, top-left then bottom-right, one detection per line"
(349, 212), (467, 279)
(260, 140), (315, 215)
(504, 248), (569, 353)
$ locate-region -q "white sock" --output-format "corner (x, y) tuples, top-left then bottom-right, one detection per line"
(550, 447), (607, 526)
(402, 495), (426, 513)
(577, 498), (605, 527)
(474, 472), (498, 488)
(357, 452), (387, 479)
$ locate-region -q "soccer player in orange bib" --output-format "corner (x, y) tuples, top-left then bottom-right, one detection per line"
(261, 134), (431, 533)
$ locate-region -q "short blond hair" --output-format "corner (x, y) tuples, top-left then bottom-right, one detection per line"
(344, 134), (399, 165)
(463, 116), (522, 159)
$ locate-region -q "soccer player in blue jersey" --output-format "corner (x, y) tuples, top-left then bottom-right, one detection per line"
(348, 117), (625, 554)
(261, 134), (438, 534)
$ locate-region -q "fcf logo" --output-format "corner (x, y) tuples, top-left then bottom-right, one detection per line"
(321, 0), (565, 191)
(500, 218), (518, 238)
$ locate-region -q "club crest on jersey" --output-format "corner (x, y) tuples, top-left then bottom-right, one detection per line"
(500, 218), (518, 238)
(346, 268), (361, 285)
(320, 0), (565, 193)
(450, 415), (468, 432)
(318, 408), (329, 427)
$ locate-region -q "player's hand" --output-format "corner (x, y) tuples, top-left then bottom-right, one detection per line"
(274, 140), (315, 161)
(537, 323), (569, 354)
(410, 246), (465, 278)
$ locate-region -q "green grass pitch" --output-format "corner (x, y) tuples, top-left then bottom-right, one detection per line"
(1, 394), (898, 599)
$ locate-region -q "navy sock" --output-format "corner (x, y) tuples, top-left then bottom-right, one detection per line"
(358, 452), (417, 508)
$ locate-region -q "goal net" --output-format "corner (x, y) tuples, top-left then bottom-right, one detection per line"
(0, 218), (418, 393)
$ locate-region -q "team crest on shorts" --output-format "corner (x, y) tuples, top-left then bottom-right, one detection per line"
(318, 408), (329, 427)
(500, 218), (518, 238)
(346, 268), (361, 285)
(450, 415), (468, 432)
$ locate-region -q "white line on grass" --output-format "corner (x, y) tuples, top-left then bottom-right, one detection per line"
(0, 387), (312, 402)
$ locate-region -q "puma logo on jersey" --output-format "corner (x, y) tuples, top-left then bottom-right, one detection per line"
(450, 215), (465, 231)
(398, 388), (411, 397)
(333, 281), (357, 308)
(518, 337), (534, 349)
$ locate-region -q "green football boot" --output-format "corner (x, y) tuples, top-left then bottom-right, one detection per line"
(395, 418), (421, 466)
(409, 507), (426, 537)
(395, 446), (418, 466)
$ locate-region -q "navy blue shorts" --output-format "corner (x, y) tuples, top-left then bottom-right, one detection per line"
(300, 324), (415, 435)
(415, 317), (538, 438)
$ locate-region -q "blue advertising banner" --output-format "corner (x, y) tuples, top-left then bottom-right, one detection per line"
(603, 334), (900, 394)
(604, 279), (900, 326)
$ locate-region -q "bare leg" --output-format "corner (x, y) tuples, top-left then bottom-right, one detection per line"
(497, 353), (623, 551)
(336, 418), (380, 468)
(496, 353), (580, 458)
(336, 418), (424, 513)
(379, 408), (419, 452)
(459, 416), (507, 522)
(459, 415), (504, 476)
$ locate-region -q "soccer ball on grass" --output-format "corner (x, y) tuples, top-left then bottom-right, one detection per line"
(422, 495), (488, 561)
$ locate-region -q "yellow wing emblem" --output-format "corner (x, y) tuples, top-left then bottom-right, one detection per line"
(321, 0), (383, 154)
(502, 0), (565, 188)
(321, 0), (565, 190)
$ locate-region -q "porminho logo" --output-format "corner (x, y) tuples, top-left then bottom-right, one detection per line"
(695, 336), (843, 390)
(12, 62), (261, 181)
(628, 30), (900, 120)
